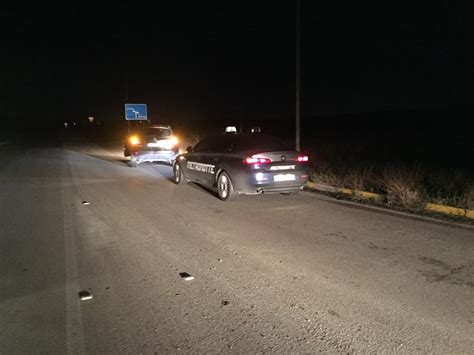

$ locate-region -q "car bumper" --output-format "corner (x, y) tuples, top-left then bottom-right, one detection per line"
(254, 184), (304, 194)
(131, 149), (177, 164)
(234, 171), (309, 194)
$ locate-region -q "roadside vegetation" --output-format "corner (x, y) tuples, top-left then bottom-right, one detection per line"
(309, 151), (473, 211)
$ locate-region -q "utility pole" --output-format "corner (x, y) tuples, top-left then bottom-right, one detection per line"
(124, 67), (128, 103)
(122, 22), (130, 134)
(295, 0), (301, 152)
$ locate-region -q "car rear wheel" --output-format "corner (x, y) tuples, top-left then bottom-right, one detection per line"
(281, 191), (301, 196)
(173, 163), (185, 184)
(129, 156), (138, 167)
(217, 172), (236, 201)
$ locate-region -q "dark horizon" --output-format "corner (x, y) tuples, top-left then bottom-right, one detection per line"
(2, 2), (474, 128)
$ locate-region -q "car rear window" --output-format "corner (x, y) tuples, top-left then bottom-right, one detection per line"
(142, 128), (171, 138)
(230, 135), (290, 153)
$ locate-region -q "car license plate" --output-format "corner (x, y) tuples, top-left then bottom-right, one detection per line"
(147, 142), (159, 147)
(270, 165), (295, 171)
(274, 174), (296, 182)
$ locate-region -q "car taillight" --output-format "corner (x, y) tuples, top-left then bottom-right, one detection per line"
(244, 157), (271, 164)
(297, 155), (308, 162)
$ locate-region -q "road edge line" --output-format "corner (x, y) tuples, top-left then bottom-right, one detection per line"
(305, 182), (474, 227)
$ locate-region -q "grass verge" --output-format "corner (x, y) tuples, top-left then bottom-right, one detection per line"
(310, 161), (473, 220)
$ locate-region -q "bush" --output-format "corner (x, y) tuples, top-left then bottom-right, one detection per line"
(310, 161), (345, 187)
(311, 163), (384, 194)
(381, 165), (425, 210)
(342, 166), (383, 193)
(424, 169), (472, 209)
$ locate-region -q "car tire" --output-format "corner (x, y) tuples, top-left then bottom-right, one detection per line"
(281, 191), (300, 196)
(173, 163), (185, 184)
(129, 156), (138, 167)
(217, 171), (236, 201)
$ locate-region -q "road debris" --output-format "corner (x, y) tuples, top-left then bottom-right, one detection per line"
(179, 272), (194, 281)
(78, 290), (93, 301)
(82, 201), (90, 205)
(221, 300), (230, 306)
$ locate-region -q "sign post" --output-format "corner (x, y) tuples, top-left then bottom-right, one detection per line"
(125, 103), (147, 135)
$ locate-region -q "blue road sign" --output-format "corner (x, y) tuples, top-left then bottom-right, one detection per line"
(125, 103), (148, 120)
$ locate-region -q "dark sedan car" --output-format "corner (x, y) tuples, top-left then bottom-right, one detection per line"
(173, 133), (309, 200)
(124, 125), (179, 167)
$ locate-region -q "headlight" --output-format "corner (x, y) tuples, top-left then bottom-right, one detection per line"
(156, 136), (178, 149)
(129, 136), (140, 145)
(170, 136), (179, 146)
(157, 140), (173, 149)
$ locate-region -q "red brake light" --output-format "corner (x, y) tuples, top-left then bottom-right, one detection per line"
(244, 157), (271, 164)
(297, 155), (309, 162)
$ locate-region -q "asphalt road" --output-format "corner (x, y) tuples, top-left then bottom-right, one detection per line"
(1, 134), (473, 353)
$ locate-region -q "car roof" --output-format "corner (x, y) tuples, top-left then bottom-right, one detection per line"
(197, 133), (291, 152)
(217, 133), (274, 140)
(148, 125), (171, 129)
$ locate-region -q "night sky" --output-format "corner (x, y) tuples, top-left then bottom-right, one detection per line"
(1, 2), (473, 129)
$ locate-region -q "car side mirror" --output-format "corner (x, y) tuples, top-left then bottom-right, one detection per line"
(186, 146), (193, 153)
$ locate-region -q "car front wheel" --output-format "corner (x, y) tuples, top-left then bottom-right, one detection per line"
(173, 163), (185, 184)
(217, 172), (236, 201)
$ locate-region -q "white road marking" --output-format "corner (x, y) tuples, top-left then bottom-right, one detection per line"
(63, 177), (86, 354)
